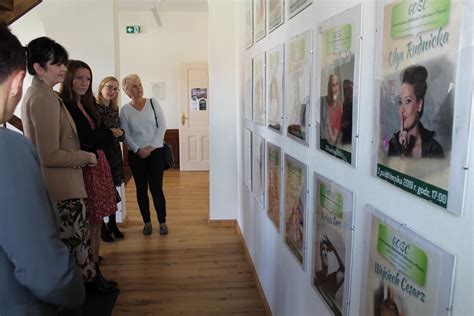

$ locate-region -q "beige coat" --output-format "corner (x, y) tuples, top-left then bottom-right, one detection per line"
(21, 76), (92, 201)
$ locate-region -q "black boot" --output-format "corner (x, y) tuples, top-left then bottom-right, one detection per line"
(101, 221), (114, 242)
(107, 214), (124, 239)
(95, 262), (118, 288)
(85, 265), (118, 295)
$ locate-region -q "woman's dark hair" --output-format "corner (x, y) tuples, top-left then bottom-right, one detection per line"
(401, 65), (428, 118)
(0, 24), (26, 84)
(60, 60), (101, 125)
(26, 36), (68, 75)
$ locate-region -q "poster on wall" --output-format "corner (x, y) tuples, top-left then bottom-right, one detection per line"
(191, 88), (207, 111)
(289, 0), (312, 18)
(266, 44), (284, 133)
(254, 0), (266, 42)
(244, 59), (253, 120)
(267, 142), (281, 231)
(312, 174), (354, 316)
(268, 0), (284, 33)
(284, 154), (307, 267)
(286, 30), (312, 145)
(245, 0), (253, 49)
(253, 53), (266, 126)
(318, 5), (361, 166)
(374, 0), (471, 214)
(253, 133), (265, 207)
(360, 205), (456, 316)
(244, 129), (252, 191)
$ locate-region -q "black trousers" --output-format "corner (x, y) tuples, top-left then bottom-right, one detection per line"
(128, 148), (166, 224)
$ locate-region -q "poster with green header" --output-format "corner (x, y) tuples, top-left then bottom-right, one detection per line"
(267, 142), (281, 231)
(286, 30), (312, 145)
(318, 5), (361, 166)
(289, 0), (312, 18)
(361, 205), (456, 315)
(375, 0), (471, 214)
(253, 53), (265, 126)
(312, 174), (354, 316)
(266, 44), (284, 133)
(284, 154), (307, 267)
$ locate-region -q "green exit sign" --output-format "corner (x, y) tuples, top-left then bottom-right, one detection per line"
(126, 26), (141, 34)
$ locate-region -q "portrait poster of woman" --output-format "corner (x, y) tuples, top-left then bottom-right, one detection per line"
(253, 133), (265, 207)
(283, 154), (307, 267)
(375, 0), (471, 214)
(244, 129), (252, 191)
(312, 174), (354, 316)
(318, 5), (361, 166)
(245, 0), (253, 49)
(286, 30), (312, 145)
(289, 0), (312, 19)
(268, 0), (284, 33)
(267, 142), (281, 231)
(360, 206), (455, 316)
(266, 44), (284, 133)
(253, 53), (266, 126)
(254, 0), (266, 42)
(244, 59), (253, 121)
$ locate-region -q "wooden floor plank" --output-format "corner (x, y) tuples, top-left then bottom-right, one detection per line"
(101, 170), (266, 316)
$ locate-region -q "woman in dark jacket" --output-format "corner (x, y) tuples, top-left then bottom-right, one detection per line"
(60, 60), (118, 293)
(96, 76), (125, 241)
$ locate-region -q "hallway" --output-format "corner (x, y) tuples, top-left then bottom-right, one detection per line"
(101, 170), (267, 315)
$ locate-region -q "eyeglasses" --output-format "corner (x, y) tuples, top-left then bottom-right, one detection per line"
(105, 85), (119, 92)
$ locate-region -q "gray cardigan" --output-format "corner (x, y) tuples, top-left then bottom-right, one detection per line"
(0, 128), (85, 315)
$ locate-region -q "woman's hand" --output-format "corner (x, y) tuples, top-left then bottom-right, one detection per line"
(110, 128), (124, 138)
(88, 153), (97, 167)
(137, 148), (150, 159)
(399, 120), (407, 149)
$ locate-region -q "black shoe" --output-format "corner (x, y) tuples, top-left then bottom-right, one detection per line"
(159, 223), (168, 235)
(107, 216), (125, 239)
(95, 263), (118, 288)
(85, 277), (118, 295)
(101, 221), (114, 242)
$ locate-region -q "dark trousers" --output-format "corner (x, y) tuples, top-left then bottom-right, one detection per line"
(128, 148), (166, 224)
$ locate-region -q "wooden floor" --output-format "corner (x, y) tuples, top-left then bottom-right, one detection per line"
(101, 170), (266, 316)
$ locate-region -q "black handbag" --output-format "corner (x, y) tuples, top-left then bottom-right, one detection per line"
(150, 99), (174, 170)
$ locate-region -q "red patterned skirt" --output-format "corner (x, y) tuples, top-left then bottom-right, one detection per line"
(83, 149), (117, 223)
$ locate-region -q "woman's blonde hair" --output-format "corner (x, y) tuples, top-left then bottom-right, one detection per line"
(97, 76), (119, 110)
(122, 74), (141, 97)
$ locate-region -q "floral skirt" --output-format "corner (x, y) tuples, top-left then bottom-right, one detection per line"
(56, 198), (95, 282)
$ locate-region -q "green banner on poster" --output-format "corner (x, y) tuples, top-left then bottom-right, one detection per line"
(326, 24), (352, 54)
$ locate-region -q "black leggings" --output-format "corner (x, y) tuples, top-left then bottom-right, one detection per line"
(128, 148), (166, 224)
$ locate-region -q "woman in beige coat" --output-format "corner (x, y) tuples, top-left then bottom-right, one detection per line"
(21, 37), (113, 293)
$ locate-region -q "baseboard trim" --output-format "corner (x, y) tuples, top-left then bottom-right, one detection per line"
(235, 223), (273, 316)
(207, 219), (237, 227)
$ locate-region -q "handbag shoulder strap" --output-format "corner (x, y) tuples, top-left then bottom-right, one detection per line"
(149, 98), (158, 128)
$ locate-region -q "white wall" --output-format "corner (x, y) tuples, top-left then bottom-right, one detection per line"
(237, 1), (474, 316)
(118, 9), (209, 129)
(208, 0), (239, 220)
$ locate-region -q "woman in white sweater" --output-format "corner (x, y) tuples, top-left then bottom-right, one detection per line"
(120, 74), (168, 235)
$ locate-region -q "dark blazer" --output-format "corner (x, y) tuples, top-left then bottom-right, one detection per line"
(63, 99), (115, 154)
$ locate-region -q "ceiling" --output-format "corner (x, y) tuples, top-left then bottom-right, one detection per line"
(118, 0), (208, 12)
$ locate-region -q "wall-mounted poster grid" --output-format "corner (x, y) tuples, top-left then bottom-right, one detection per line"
(267, 142), (282, 231)
(244, 128), (252, 191)
(289, 0), (312, 19)
(360, 205), (456, 316)
(312, 173), (354, 316)
(253, 133), (265, 208)
(268, 0), (284, 33)
(253, 53), (266, 126)
(245, 0), (253, 49)
(254, 0), (266, 42)
(283, 154), (307, 268)
(286, 29), (312, 145)
(317, 5), (361, 167)
(244, 58), (253, 121)
(266, 44), (284, 133)
(374, 0), (472, 215)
